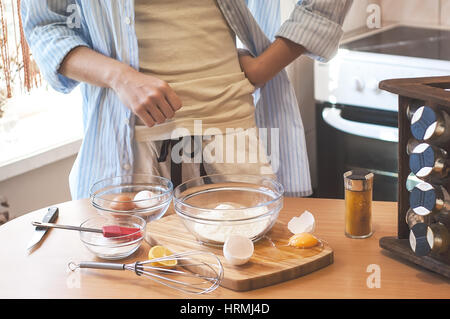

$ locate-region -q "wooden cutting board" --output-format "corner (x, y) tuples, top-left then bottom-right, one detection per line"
(147, 215), (333, 291)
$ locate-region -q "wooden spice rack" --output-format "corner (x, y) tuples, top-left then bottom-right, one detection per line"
(378, 76), (450, 278)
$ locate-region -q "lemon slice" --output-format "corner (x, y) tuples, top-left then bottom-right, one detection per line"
(148, 245), (177, 267)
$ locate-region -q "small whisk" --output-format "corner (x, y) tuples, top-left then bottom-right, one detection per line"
(68, 250), (224, 294)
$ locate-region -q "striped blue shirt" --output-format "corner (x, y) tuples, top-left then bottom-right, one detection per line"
(21, 0), (352, 199)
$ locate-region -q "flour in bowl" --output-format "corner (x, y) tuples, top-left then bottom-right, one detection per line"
(193, 202), (271, 243)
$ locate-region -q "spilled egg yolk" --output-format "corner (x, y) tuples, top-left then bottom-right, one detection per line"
(110, 194), (135, 211)
(288, 233), (319, 249)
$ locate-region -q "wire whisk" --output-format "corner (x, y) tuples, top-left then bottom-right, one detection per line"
(68, 250), (224, 294)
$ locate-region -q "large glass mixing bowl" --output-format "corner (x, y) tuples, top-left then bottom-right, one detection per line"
(173, 174), (284, 246)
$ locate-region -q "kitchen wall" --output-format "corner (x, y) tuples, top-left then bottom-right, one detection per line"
(0, 156), (76, 219)
(443, 1), (450, 26)
(380, 0), (449, 26)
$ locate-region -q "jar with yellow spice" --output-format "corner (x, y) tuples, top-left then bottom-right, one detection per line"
(344, 170), (374, 239)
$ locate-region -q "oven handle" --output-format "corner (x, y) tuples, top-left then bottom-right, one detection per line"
(322, 107), (398, 143)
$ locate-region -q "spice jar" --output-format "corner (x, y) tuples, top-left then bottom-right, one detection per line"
(344, 170), (374, 239)
(410, 106), (450, 149)
(409, 182), (450, 217)
(410, 222), (450, 257)
(409, 143), (449, 184)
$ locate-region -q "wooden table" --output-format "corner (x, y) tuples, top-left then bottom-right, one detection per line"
(0, 198), (448, 299)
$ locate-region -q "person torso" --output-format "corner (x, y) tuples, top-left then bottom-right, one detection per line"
(134, 0), (256, 141)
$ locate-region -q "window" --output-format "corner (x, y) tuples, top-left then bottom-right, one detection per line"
(0, 0), (82, 181)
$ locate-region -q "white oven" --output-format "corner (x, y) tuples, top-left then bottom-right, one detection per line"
(314, 25), (450, 201)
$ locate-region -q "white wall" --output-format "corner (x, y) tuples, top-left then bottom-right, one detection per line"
(0, 155), (76, 219)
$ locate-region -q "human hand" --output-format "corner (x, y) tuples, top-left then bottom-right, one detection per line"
(111, 66), (182, 127)
(237, 49), (265, 88)
(58, 46), (182, 127)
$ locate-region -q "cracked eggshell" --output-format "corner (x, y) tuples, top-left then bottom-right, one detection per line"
(223, 234), (254, 266)
(288, 210), (316, 234)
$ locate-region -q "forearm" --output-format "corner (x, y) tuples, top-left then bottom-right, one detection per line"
(241, 37), (306, 87)
(59, 46), (182, 127)
(58, 46), (133, 89)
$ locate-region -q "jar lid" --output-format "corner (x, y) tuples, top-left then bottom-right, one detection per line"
(343, 170), (374, 191)
(411, 106), (437, 141)
(409, 182), (436, 216)
(409, 143), (435, 178)
(409, 223), (434, 256)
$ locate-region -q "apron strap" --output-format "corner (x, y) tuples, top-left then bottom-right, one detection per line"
(157, 137), (208, 188)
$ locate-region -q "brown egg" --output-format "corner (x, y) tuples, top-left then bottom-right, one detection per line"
(110, 194), (135, 211)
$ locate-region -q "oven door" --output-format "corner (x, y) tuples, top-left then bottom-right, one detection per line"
(316, 103), (399, 202)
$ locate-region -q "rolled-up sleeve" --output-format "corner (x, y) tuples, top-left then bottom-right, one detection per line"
(276, 0), (353, 62)
(21, 0), (90, 93)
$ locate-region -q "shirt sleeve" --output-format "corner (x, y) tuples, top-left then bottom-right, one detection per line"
(276, 0), (354, 62)
(21, 0), (90, 93)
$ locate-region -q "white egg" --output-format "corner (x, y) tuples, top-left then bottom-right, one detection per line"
(223, 234), (254, 266)
(133, 190), (156, 209)
(288, 210), (316, 234)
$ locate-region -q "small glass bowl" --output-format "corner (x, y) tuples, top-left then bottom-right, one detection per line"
(173, 174), (284, 246)
(79, 215), (146, 260)
(89, 174), (173, 222)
